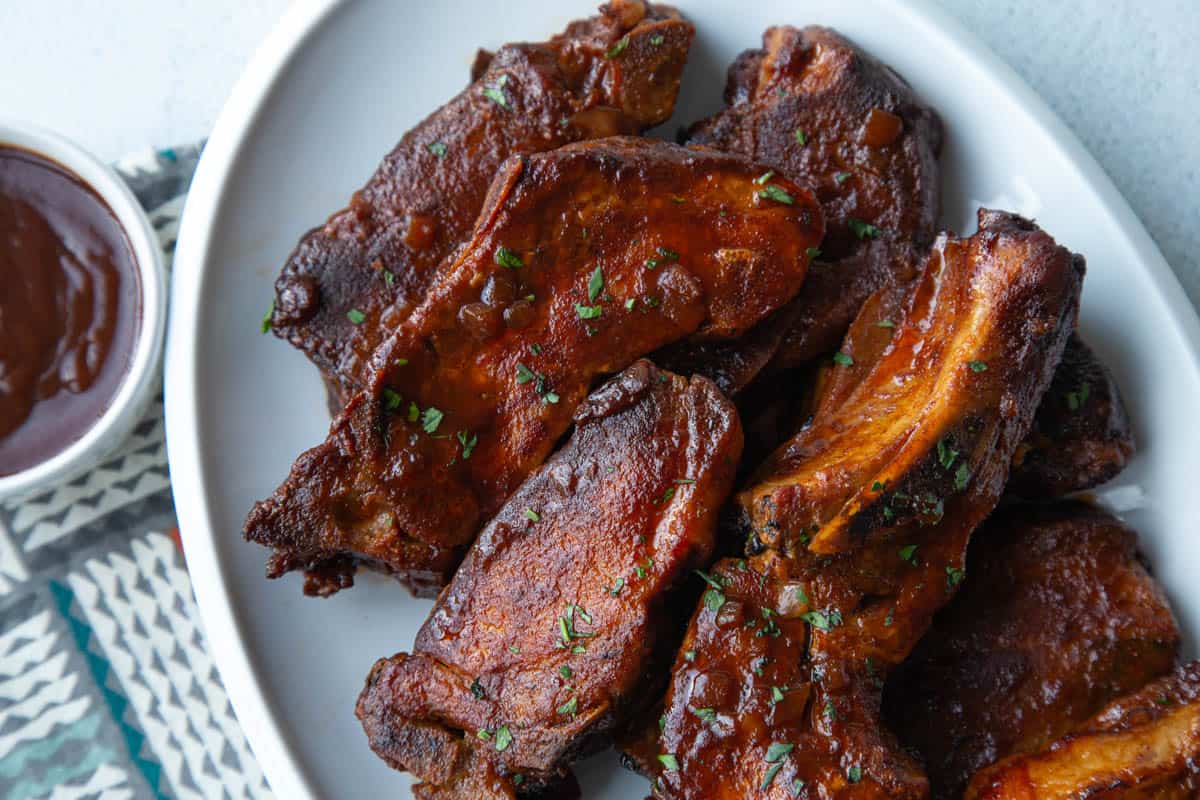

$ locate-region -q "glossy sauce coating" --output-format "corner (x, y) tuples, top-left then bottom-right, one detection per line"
(245, 137), (822, 596)
(269, 0), (695, 406)
(642, 211), (1083, 799)
(0, 146), (139, 475)
(356, 361), (742, 797)
(965, 661), (1200, 799)
(655, 25), (943, 392)
(885, 502), (1180, 799)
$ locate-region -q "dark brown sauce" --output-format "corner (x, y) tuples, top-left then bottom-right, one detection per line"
(0, 145), (140, 476)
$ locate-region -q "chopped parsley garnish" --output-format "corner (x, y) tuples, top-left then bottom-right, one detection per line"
(658, 754), (680, 771)
(1156, 695), (1172, 706)
(695, 570), (725, 590)
(624, 298), (636, 310)
(848, 218), (882, 239)
(792, 778), (807, 796)
(847, 765), (863, 784)
(801, 610), (839, 632)
(946, 565), (966, 591)
(1067, 381), (1092, 411)
(644, 257), (659, 270)
(557, 697), (578, 716)
(968, 360), (988, 372)
(794, 585), (809, 605)
(524, 508), (540, 522)
(759, 184), (795, 205)
(543, 392), (560, 404)
(383, 269), (396, 287)
(834, 171), (852, 184)
(884, 608), (895, 626)
(609, 577), (624, 596)
(683, 650), (696, 661)
(771, 686), (786, 704)
(762, 763), (785, 790)
(516, 363), (536, 384)
(899, 544), (918, 565)
(690, 707), (717, 722)
(493, 725), (513, 752)
(806, 246), (822, 259)
(587, 265), (604, 302)
(766, 742), (795, 762)
(832, 351), (854, 366)
(427, 141), (447, 158)
(606, 35), (630, 59)
(395, 357), (409, 367)
(824, 699), (837, 720)
(937, 438), (959, 469)
(559, 665), (572, 680)
(657, 246), (680, 261)
(346, 308), (366, 325)
(382, 388), (403, 411)
(871, 481), (885, 492)
(575, 303), (603, 319)
(261, 299), (274, 334)
(657, 486), (676, 504)
(457, 430), (477, 459)
(754, 170), (775, 185)
(420, 407), (444, 434)
(794, 129), (807, 146)
(407, 402), (420, 423)
(494, 246), (524, 268)
(645, 296), (661, 308)
(874, 319), (896, 328)
(529, 343), (542, 355)
(703, 587), (727, 612)
(477, 728), (492, 740)
(650, 34), (664, 46)
(954, 462), (971, 491)
(483, 75), (510, 109)
(470, 678), (485, 699)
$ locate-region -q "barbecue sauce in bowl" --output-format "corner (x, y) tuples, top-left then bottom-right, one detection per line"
(0, 146), (140, 476)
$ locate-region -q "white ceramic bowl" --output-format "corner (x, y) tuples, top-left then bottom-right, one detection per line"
(0, 118), (166, 500)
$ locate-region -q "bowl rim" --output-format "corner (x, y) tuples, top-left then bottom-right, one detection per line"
(0, 117), (167, 499)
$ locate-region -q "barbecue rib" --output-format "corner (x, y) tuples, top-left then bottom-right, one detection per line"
(655, 24), (943, 392)
(638, 210), (1083, 798)
(812, 283), (1136, 499)
(267, 1), (694, 405)
(965, 661), (1200, 799)
(356, 361), (742, 798)
(884, 502), (1180, 799)
(245, 138), (822, 596)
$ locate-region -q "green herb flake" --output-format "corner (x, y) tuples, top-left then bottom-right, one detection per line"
(1067, 381), (1092, 411)
(657, 247), (680, 261)
(759, 184), (795, 205)
(937, 438), (959, 470)
(382, 269), (396, 287)
(609, 577), (624, 596)
(792, 778), (807, 796)
(690, 707), (717, 722)
(427, 141), (448, 158)
(794, 585), (809, 605)
(848, 218), (882, 239)
(884, 608), (895, 627)
(754, 170), (775, 185)
(493, 725), (513, 752)
(794, 129), (807, 146)
(847, 765), (863, 784)
(762, 763), (784, 791)
(899, 544), (918, 565)
(834, 171), (852, 184)
(832, 351), (854, 367)
(684, 650), (696, 662)
(650, 34), (664, 46)
(470, 678), (485, 699)
(346, 308), (366, 325)
(477, 728), (492, 741)
(606, 35), (630, 59)
(524, 508), (540, 522)
(494, 246), (524, 268)
(261, 299), (274, 334)
(695, 570), (725, 591)
(766, 743), (795, 763)
(420, 407), (444, 434)
(871, 481), (885, 492)
(543, 392), (560, 404)
(516, 363), (536, 384)
(657, 754), (680, 771)
(954, 461), (971, 491)
(557, 696), (578, 716)
(801, 610), (834, 632)
(824, 699), (837, 720)
(946, 565), (966, 591)
(771, 686), (786, 704)
(483, 83), (510, 110)
(457, 430), (478, 459)
(575, 303), (603, 320)
(703, 587), (727, 612)
(407, 402), (420, 423)
(625, 298), (636, 311)
(395, 357), (409, 367)
(874, 319), (896, 329)
(806, 246), (822, 259)
(377, 388), (402, 413)
(587, 265), (604, 302)
(968, 360), (988, 373)
(559, 665), (572, 679)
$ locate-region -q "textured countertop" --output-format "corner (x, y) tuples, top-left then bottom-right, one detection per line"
(2, 0), (1197, 302)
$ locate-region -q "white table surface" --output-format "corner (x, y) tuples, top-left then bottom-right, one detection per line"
(3, 0), (1195, 305)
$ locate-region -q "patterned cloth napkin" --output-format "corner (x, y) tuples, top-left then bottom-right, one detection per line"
(0, 146), (272, 800)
